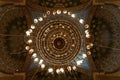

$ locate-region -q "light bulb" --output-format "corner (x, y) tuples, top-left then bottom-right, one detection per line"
(57, 10), (61, 14)
(39, 59), (43, 65)
(86, 45), (91, 50)
(82, 54), (87, 58)
(63, 10), (67, 14)
(87, 51), (91, 55)
(26, 31), (30, 36)
(56, 69), (60, 74)
(25, 46), (30, 50)
(43, 14), (47, 18)
(32, 53), (37, 58)
(34, 18), (38, 23)
(79, 19), (84, 24)
(34, 58), (39, 62)
(77, 60), (83, 66)
(48, 68), (53, 73)
(29, 49), (34, 53)
(71, 14), (75, 18)
(90, 43), (93, 47)
(41, 64), (45, 69)
(68, 12), (71, 15)
(53, 11), (56, 15)
(38, 17), (43, 21)
(85, 24), (89, 29)
(86, 34), (90, 38)
(72, 66), (76, 70)
(67, 66), (71, 71)
(47, 11), (50, 15)
(85, 30), (89, 34)
(60, 68), (64, 73)
(27, 39), (32, 43)
(29, 29), (33, 33)
(31, 25), (35, 29)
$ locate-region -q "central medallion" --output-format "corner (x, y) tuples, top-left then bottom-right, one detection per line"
(35, 19), (81, 65)
(54, 38), (65, 49)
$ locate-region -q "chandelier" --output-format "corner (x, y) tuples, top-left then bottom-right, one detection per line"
(25, 9), (93, 74)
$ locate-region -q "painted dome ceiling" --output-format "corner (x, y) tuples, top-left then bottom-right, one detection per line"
(0, 6), (30, 73)
(0, 0), (120, 80)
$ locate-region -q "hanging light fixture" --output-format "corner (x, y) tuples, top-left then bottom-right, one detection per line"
(24, 3), (92, 75)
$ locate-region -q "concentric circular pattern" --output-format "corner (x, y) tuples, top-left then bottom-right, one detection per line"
(36, 20), (81, 65)
(54, 38), (65, 49)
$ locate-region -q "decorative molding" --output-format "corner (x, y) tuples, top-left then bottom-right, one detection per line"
(90, 5), (120, 73)
(0, 0), (26, 6)
(93, 0), (120, 6)
(27, 0), (92, 11)
(93, 72), (120, 80)
(0, 5), (32, 73)
(0, 72), (25, 80)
